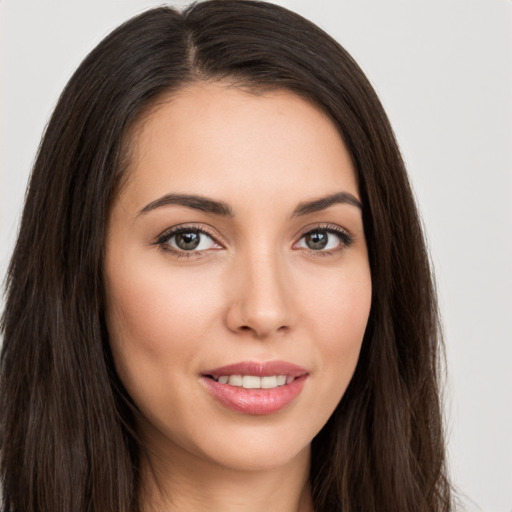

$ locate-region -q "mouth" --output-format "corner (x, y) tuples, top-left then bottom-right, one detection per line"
(205, 374), (296, 389)
(200, 361), (308, 415)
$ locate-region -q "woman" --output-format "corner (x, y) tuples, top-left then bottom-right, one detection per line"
(0, 1), (452, 511)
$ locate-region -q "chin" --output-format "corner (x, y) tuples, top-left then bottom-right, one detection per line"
(184, 417), (319, 473)
(203, 438), (311, 473)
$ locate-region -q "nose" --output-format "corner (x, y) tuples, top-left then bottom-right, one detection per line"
(225, 249), (295, 339)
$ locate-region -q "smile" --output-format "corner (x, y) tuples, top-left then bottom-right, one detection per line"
(209, 375), (295, 388)
(201, 361), (308, 415)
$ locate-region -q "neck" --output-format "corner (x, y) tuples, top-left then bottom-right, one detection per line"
(139, 440), (314, 512)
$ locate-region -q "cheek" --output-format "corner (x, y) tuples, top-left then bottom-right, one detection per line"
(103, 249), (225, 404)
(105, 252), (220, 347)
(306, 262), (371, 341)
(303, 265), (371, 398)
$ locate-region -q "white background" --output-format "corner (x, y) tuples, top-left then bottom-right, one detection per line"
(1, 1), (511, 510)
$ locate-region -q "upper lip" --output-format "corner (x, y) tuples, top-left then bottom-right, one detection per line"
(202, 361), (308, 378)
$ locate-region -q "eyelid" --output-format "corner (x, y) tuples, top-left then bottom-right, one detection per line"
(152, 222), (354, 258)
(293, 222), (352, 240)
(153, 223), (224, 256)
(293, 223), (354, 252)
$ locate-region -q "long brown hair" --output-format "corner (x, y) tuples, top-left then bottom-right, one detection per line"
(0, 2), (451, 511)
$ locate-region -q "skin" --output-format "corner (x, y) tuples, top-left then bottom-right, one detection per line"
(104, 82), (372, 512)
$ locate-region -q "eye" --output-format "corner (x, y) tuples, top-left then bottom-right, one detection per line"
(157, 227), (221, 253)
(295, 227), (353, 252)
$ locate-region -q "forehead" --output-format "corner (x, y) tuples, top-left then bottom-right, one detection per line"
(118, 82), (358, 213)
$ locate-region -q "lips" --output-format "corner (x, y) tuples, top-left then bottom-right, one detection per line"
(201, 361), (308, 415)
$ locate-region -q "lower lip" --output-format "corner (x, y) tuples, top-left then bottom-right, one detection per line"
(201, 375), (308, 415)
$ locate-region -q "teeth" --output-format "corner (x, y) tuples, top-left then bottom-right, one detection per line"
(277, 375), (287, 386)
(215, 374), (294, 389)
(228, 375), (243, 387)
(261, 376), (277, 389)
(243, 375), (260, 388)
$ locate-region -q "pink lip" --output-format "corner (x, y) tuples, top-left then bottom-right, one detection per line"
(200, 361), (308, 415)
(203, 360), (307, 378)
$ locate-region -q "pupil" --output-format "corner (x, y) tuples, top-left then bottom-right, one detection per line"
(306, 231), (328, 250)
(176, 231), (200, 250)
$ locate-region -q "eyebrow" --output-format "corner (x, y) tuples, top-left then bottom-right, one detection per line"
(137, 191), (362, 218)
(138, 193), (233, 217)
(291, 192), (363, 217)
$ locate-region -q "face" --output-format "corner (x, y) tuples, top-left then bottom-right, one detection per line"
(104, 83), (372, 474)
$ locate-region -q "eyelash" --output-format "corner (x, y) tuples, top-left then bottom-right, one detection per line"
(296, 224), (354, 256)
(154, 223), (354, 259)
(154, 225), (221, 259)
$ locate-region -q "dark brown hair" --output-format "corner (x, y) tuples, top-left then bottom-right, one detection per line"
(0, 1), (451, 511)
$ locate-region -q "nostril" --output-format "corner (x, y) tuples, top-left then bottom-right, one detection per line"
(225, 305), (293, 337)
